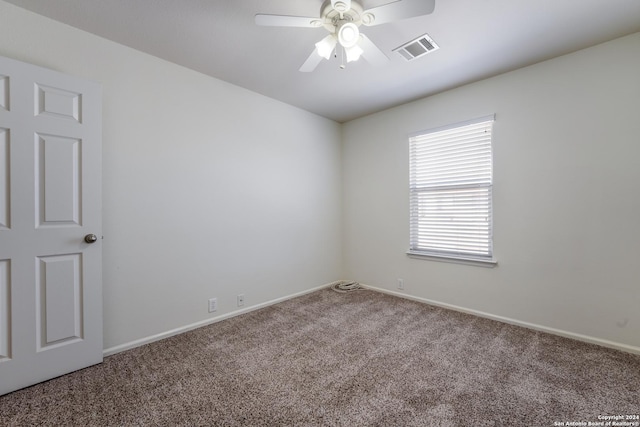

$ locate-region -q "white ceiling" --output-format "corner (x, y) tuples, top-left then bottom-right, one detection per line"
(5, 0), (640, 122)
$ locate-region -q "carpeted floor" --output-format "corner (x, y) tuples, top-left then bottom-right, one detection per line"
(1, 288), (639, 426)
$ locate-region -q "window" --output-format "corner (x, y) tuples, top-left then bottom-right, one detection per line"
(408, 115), (495, 265)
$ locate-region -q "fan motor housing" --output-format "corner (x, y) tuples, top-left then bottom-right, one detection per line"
(320, 0), (364, 32)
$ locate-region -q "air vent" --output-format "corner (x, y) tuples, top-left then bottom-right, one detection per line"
(393, 33), (439, 61)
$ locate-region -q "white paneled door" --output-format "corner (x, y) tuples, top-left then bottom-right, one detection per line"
(0, 55), (102, 395)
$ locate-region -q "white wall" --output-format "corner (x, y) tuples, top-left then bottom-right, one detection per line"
(0, 1), (343, 350)
(342, 32), (640, 350)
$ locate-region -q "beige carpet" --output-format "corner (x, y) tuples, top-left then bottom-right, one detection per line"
(1, 288), (638, 426)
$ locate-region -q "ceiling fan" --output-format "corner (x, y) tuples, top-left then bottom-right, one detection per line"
(255, 0), (436, 72)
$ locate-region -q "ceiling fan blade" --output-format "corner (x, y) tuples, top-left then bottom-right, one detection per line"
(299, 48), (324, 72)
(358, 34), (389, 66)
(255, 14), (320, 28)
(362, 0), (435, 26)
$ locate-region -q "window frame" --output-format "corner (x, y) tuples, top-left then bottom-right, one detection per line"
(407, 115), (497, 267)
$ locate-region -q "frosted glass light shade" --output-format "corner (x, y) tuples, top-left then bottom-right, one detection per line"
(316, 35), (337, 59)
(345, 44), (363, 62)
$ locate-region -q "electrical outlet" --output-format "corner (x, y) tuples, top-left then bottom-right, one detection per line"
(208, 297), (217, 313)
(237, 294), (245, 307)
(397, 279), (404, 290)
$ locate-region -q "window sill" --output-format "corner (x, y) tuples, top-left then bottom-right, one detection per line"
(406, 251), (498, 268)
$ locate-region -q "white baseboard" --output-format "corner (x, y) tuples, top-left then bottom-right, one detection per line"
(361, 284), (640, 355)
(103, 281), (339, 357)
(104, 281), (640, 357)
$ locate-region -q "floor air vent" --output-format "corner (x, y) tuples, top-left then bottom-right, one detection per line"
(394, 33), (439, 61)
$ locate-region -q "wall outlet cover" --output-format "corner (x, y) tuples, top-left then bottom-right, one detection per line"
(208, 298), (217, 313)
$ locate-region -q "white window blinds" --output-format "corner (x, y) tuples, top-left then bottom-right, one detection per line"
(409, 116), (494, 262)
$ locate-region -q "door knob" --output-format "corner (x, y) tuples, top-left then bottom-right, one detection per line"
(84, 234), (98, 243)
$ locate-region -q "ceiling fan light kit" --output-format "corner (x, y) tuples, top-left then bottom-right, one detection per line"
(255, 0), (436, 72)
